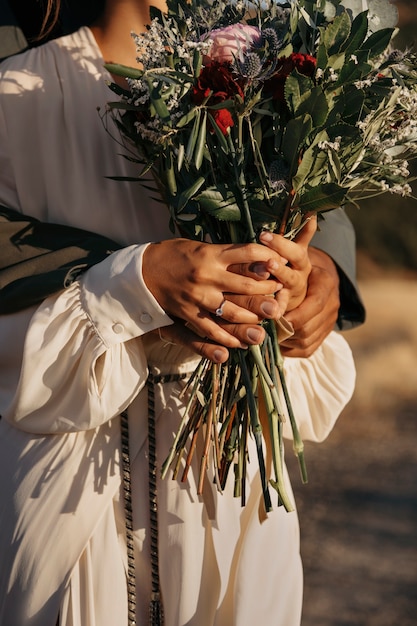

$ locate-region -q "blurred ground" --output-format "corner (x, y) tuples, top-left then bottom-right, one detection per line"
(287, 272), (417, 626)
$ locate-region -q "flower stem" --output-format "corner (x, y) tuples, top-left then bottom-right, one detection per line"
(226, 131), (256, 242)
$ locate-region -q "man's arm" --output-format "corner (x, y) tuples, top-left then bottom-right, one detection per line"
(0, 206), (122, 314)
(0, 0), (27, 60)
(311, 208), (366, 330)
(281, 209), (365, 358)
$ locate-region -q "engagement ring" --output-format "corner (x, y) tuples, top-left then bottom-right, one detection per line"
(215, 298), (226, 317)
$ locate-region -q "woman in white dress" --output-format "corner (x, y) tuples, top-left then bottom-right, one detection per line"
(0, 1), (356, 625)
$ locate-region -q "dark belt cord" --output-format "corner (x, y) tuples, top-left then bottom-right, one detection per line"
(121, 371), (187, 626)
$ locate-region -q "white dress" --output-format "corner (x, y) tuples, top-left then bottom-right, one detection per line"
(0, 27), (356, 626)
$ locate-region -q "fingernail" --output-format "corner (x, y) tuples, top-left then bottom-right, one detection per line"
(251, 263), (269, 278)
(260, 300), (276, 317)
(260, 231), (273, 242)
(246, 327), (263, 343)
(213, 349), (226, 363)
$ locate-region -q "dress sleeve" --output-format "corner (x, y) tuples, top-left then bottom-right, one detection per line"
(282, 331), (356, 443)
(4, 244), (173, 434)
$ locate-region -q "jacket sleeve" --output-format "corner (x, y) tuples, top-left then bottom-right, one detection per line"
(0, 205), (123, 313)
(311, 208), (366, 330)
(0, 0), (28, 60)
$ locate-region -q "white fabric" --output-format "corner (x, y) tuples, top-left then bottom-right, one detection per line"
(0, 27), (356, 626)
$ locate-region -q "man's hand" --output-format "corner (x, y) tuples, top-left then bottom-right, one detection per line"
(280, 247), (340, 358)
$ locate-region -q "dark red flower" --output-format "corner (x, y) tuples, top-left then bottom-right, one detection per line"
(193, 62), (244, 104)
(212, 108), (234, 135)
(265, 53), (317, 102)
(192, 62), (244, 134)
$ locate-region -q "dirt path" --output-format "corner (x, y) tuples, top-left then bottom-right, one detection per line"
(286, 278), (417, 626)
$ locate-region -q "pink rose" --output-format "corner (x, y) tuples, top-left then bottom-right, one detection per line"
(204, 23), (261, 64)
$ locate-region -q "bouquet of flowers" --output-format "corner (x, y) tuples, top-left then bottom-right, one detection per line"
(105, 0), (416, 512)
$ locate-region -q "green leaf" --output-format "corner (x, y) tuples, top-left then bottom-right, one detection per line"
(186, 109), (201, 162)
(177, 143), (185, 171)
(282, 114), (313, 176)
(359, 27), (395, 59)
(106, 101), (141, 112)
(194, 110), (207, 170)
(297, 183), (348, 213)
(341, 86), (365, 124)
(316, 42), (329, 70)
(176, 176), (206, 211)
(146, 78), (171, 125)
(297, 86), (329, 128)
(196, 187), (241, 221)
(176, 107), (198, 129)
(207, 113), (229, 153)
(285, 73), (314, 116)
(163, 152), (177, 196)
(193, 47), (203, 77)
(342, 10), (369, 55)
(106, 81), (131, 98)
(104, 63), (144, 80)
(326, 51), (347, 72)
(208, 99), (235, 111)
(323, 12), (351, 56)
(334, 49), (372, 86)
(328, 147), (342, 182)
(291, 130), (329, 191)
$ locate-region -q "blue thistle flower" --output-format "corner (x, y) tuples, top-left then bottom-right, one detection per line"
(235, 52), (263, 80)
(269, 160), (290, 191)
(260, 28), (282, 56)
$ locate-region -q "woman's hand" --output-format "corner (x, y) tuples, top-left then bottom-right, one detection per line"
(143, 238), (284, 349)
(156, 321), (230, 363)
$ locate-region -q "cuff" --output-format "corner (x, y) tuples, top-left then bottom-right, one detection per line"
(79, 244), (172, 346)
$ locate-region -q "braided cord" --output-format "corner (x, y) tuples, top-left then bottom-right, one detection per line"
(121, 373), (187, 626)
(147, 372), (187, 626)
(121, 410), (137, 626)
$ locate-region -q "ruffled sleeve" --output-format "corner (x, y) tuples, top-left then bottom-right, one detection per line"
(4, 245), (173, 434)
(282, 331), (356, 443)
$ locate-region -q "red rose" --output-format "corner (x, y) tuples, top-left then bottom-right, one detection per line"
(265, 53), (317, 102)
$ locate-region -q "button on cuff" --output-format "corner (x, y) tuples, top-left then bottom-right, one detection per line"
(112, 323), (125, 334)
(140, 312), (153, 324)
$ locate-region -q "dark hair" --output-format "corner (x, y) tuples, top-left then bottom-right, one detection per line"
(8, 1), (106, 43)
(39, 0), (61, 40)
